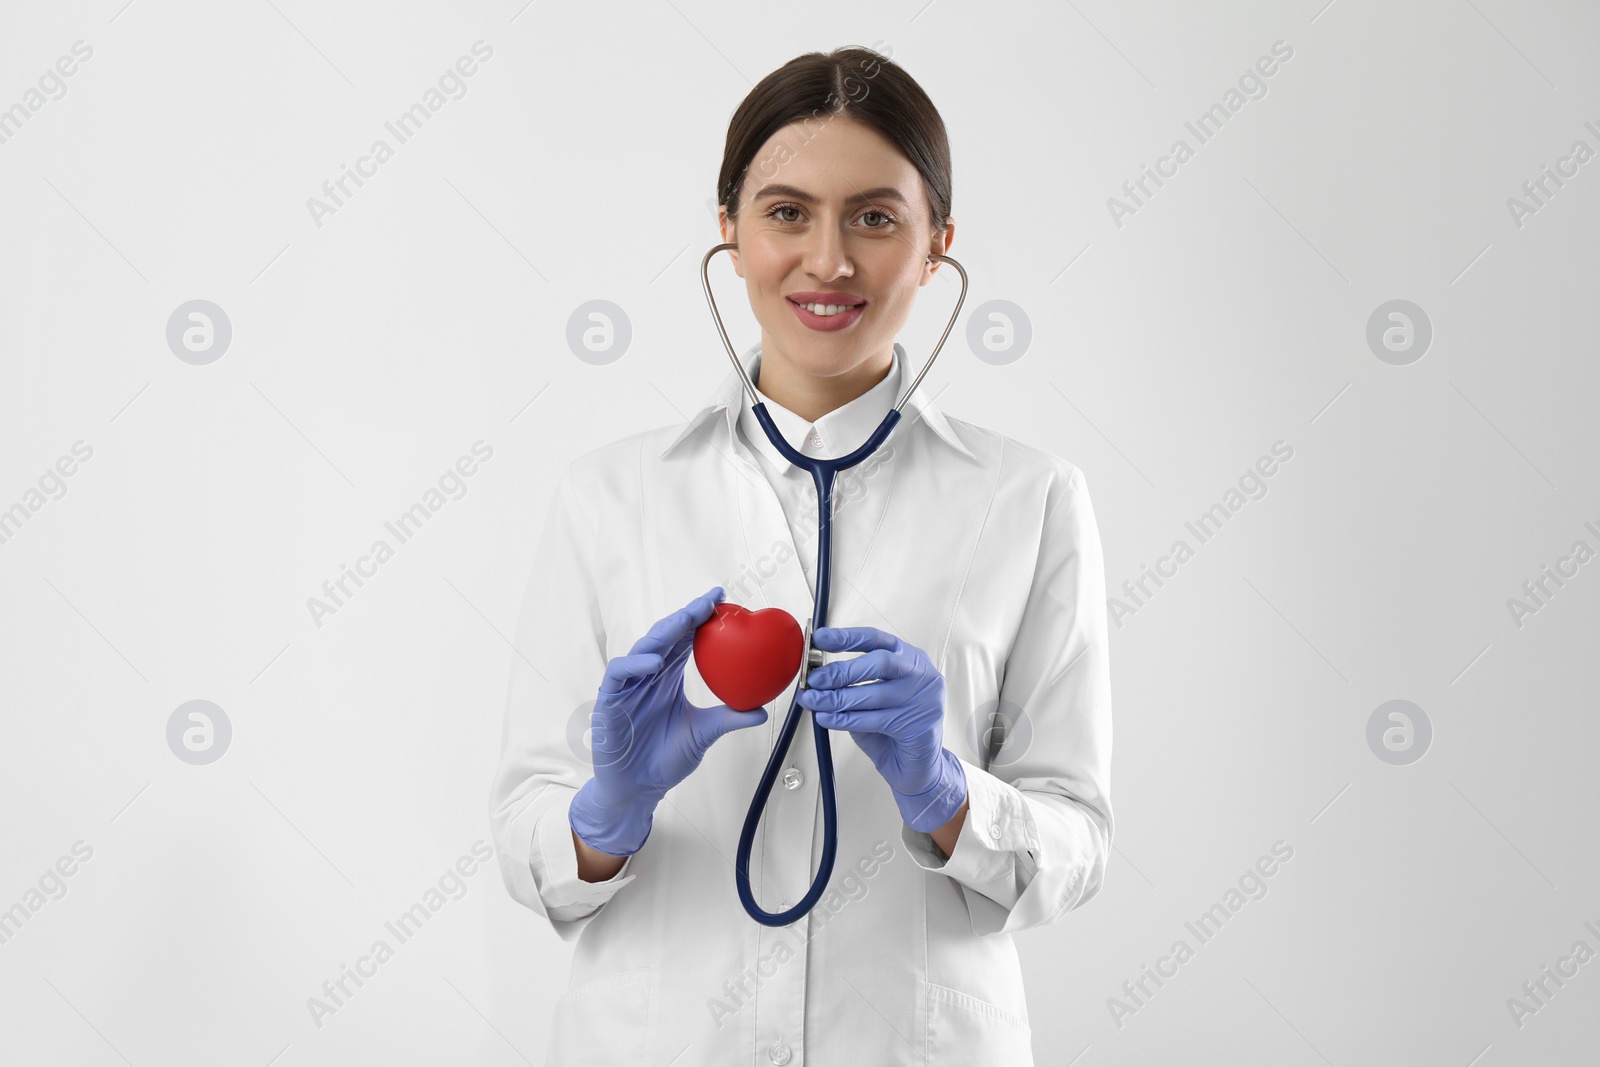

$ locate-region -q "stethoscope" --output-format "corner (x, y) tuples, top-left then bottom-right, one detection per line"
(699, 241), (969, 926)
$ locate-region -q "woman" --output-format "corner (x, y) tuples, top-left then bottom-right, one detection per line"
(489, 46), (1114, 1066)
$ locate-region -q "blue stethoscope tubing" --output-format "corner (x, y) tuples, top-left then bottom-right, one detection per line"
(699, 242), (969, 926)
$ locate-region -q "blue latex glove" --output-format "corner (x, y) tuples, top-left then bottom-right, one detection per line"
(796, 626), (968, 833)
(569, 587), (770, 856)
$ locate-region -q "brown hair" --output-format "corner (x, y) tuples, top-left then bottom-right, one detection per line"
(717, 46), (952, 234)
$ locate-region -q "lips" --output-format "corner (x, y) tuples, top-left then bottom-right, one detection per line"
(788, 297), (865, 315)
(788, 297), (866, 332)
(787, 291), (867, 307)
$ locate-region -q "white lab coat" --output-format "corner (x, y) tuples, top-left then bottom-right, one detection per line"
(488, 341), (1114, 1066)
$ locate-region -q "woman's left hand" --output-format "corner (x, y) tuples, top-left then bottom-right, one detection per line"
(796, 626), (968, 832)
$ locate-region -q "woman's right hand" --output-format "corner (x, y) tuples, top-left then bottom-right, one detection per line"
(568, 586), (769, 856)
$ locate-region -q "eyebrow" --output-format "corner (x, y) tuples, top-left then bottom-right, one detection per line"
(749, 183), (909, 207)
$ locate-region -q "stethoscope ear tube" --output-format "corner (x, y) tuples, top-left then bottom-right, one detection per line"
(701, 241), (969, 925)
(698, 243), (969, 416)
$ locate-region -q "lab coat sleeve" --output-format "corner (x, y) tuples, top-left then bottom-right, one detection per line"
(901, 462), (1114, 937)
(488, 463), (639, 942)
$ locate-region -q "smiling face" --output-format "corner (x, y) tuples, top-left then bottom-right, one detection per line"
(719, 114), (953, 419)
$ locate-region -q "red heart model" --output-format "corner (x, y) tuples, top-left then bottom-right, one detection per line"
(693, 602), (804, 712)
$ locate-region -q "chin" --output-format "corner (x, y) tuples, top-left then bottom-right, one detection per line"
(782, 342), (873, 378)
(765, 324), (875, 374)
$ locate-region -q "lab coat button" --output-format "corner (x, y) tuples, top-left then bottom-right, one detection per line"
(989, 823), (1002, 840)
(782, 767), (804, 790)
(769, 1042), (792, 1065)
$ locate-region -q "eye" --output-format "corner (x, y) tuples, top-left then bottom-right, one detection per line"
(860, 208), (898, 229)
(762, 203), (804, 224)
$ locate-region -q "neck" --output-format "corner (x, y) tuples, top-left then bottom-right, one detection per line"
(755, 334), (893, 422)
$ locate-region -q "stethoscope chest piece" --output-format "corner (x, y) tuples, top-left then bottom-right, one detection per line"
(796, 620), (826, 692)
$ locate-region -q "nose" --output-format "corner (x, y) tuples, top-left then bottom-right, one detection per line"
(800, 216), (852, 282)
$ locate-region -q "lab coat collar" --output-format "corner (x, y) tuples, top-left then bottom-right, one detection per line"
(656, 341), (976, 462)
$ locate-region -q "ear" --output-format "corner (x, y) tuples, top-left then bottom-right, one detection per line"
(717, 206), (743, 277)
(922, 216), (955, 285)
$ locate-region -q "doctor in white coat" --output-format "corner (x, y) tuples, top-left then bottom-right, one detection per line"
(489, 45), (1114, 1067)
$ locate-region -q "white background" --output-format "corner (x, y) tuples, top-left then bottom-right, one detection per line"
(1, 1), (1596, 1064)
